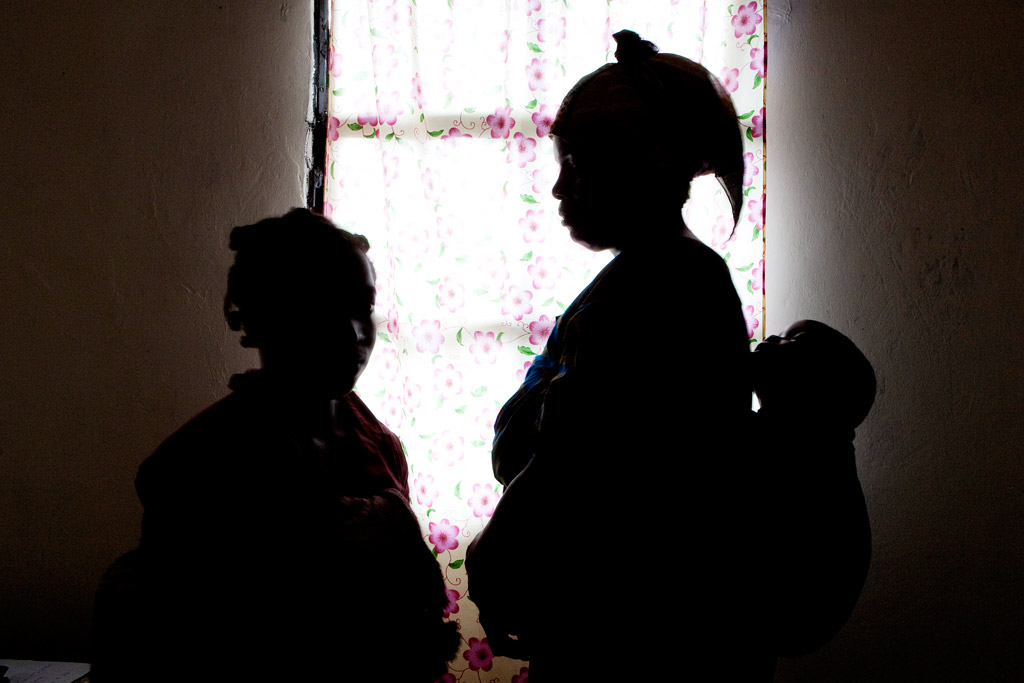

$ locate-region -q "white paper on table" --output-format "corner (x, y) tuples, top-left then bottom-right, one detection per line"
(0, 660), (90, 683)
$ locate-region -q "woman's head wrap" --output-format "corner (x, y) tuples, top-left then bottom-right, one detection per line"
(550, 30), (745, 225)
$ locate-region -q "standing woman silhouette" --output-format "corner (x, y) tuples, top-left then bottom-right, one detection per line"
(467, 30), (767, 680)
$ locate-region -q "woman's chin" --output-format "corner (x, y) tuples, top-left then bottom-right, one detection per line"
(562, 210), (632, 251)
(571, 236), (609, 252)
(562, 220), (607, 251)
(568, 228), (616, 252)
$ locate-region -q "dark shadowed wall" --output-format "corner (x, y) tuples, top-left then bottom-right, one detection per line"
(1, 2), (310, 661)
(767, 1), (1023, 681)
(1, 1), (1021, 678)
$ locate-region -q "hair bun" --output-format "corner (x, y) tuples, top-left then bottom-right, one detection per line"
(612, 30), (659, 63)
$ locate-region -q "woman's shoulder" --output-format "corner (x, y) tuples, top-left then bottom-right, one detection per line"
(156, 391), (258, 449)
(588, 234), (733, 306)
(630, 233), (730, 275)
(342, 392), (401, 442)
(341, 392), (407, 456)
(136, 391), (265, 492)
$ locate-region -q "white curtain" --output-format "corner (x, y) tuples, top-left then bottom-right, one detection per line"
(325, 1), (766, 678)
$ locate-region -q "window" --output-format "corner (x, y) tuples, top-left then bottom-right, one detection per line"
(321, 1), (765, 677)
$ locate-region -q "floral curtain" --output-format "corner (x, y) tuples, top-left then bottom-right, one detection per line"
(325, 0), (765, 678)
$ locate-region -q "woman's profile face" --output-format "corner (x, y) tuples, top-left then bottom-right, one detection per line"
(313, 251), (377, 395)
(261, 251), (377, 397)
(551, 134), (684, 251)
(551, 135), (626, 252)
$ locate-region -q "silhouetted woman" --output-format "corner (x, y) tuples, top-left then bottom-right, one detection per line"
(467, 31), (762, 681)
(93, 209), (457, 682)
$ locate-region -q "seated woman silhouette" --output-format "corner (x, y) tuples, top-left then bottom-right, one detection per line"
(93, 209), (457, 682)
(466, 31), (760, 681)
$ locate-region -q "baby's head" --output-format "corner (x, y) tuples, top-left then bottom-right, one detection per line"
(752, 320), (876, 431)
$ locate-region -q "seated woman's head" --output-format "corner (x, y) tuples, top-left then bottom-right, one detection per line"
(752, 320), (877, 432)
(549, 30), (744, 251)
(224, 208), (376, 397)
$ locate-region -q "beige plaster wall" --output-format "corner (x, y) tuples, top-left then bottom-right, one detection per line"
(1, 2), (310, 660)
(1, 0), (1021, 678)
(767, 1), (1023, 680)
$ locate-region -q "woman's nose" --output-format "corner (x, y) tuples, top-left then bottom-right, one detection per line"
(552, 168), (569, 200)
(350, 318), (367, 343)
(354, 316), (377, 345)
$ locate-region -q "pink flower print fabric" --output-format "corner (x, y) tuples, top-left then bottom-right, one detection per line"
(422, 168), (443, 203)
(731, 2), (763, 38)
(443, 588), (460, 617)
(508, 133), (538, 168)
(528, 315), (556, 346)
(487, 106), (516, 139)
(325, 2), (765, 679)
(532, 105), (555, 138)
(751, 107), (765, 138)
(537, 17), (566, 46)
(414, 472), (438, 508)
(463, 637), (495, 671)
(438, 278), (466, 313)
(403, 379), (422, 411)
(747, 195), (764, 231)
(372, 44), (397, 78)
(527, 257), (560, 290)
(376, 348), (400, 382)
(428, 518), (460, 553)
(413, 320), (445, 354)
(525, 58), (550, 92)
(433, 364), (462, 400)
(434, 431), (465, 467)
(411, 73), (427, 109)
(711, 215), (736, 250)
(720, 67), (740, 93)
(502, 287), (534, 322)
(470, 331), (503, 364)
(743, 152), (759, 187)
(751, 259), (764, 293)
(520, 209), (550, 243)
(376, 91), (401, 126)
(744, 304), (760, 339)
(468, 483), (499, 518)
(327, 116), (341, 141)
(750, 45), (766, 79)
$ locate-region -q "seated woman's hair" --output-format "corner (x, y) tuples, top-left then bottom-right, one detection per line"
(223, 208), (370, 349)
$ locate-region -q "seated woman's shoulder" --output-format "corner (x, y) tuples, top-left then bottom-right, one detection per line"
(157, 392), (254, 450)
(136, 392), (260, 487)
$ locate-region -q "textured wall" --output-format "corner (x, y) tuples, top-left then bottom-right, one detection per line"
(0, 2), (310, 660)
(767, 1), (1023, 680)
(2, 0), (1022, 676)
